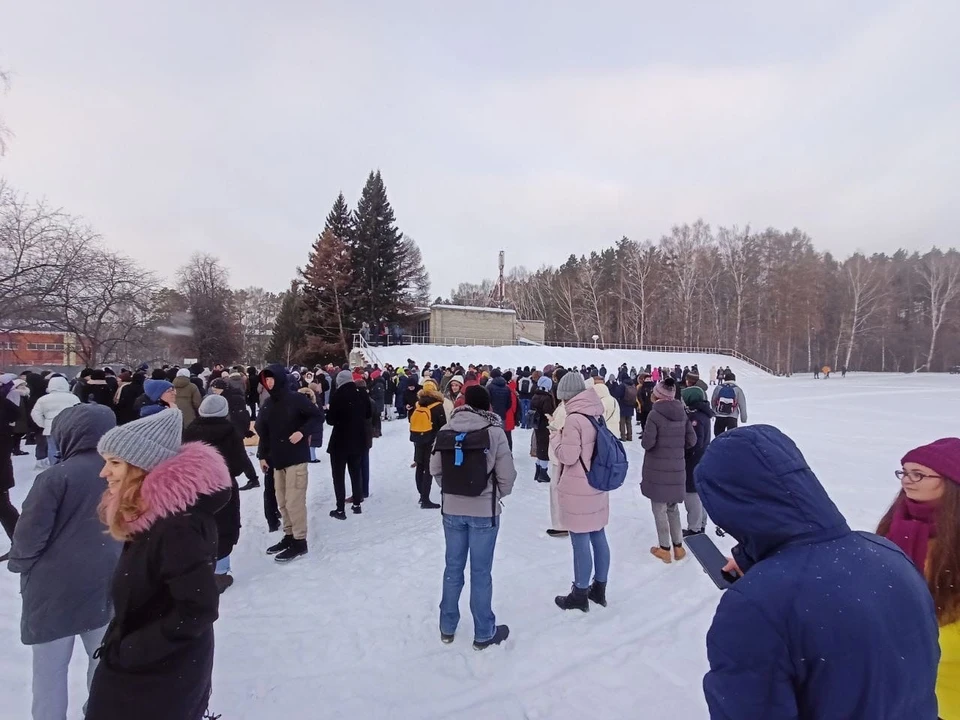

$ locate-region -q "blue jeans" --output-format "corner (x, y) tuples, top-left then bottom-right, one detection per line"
(519, 398), (531, 428)
(48, 436), (60, 465)
(570, 529), (610, 589)
(440, 514), (500, 642)
(215, 555), (231, 574)
(361, 451), (370, 498)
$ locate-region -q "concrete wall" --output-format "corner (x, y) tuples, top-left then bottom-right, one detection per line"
(515, 319), (545, 344)
(430, 306), (517, 343)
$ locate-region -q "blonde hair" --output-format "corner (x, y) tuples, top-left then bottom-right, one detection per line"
(99, 466), (148, 541)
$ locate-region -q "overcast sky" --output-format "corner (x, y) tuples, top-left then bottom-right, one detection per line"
(1, 1), (958, 297)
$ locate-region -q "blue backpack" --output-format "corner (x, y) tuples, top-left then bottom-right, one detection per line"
(716, 384), (739, 415)
(572, 413), (629, 491)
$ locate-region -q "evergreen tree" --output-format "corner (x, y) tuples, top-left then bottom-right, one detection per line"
(266, 281), (305, 366)
(300, 229), (353, 363)
(324, 191), (352, 242)
(350, 171), (406, 326)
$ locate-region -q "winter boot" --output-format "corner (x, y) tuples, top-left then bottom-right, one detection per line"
(673, 544), (686, 561)
(352, 504), (362, 515)
(266, 535), (293, 555)
(555, 585), (590, 612)
(473, 625), (510, 651)
(440, 632), (455, 645)
(546, 529), (568, 538)
(214, 574), (234, 594)
(420, 498), (440, 509)
(534, 466), (543, 482)
(588, 581), (607, 607)
(681, 528), (704, 538)
(238, 479), (260, 491)
(329, 509), (347, 520)
(650, 546), (672, 564)
(275, 538), (308, 563)
(538, 467), (551, 484)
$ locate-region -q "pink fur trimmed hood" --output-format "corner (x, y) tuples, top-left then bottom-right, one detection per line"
(109, 442), (232, 536)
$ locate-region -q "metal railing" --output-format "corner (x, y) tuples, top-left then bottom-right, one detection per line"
(351, 333), (774, 374)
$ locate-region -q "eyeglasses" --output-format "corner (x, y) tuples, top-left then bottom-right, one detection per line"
(895, 469), (944, 484)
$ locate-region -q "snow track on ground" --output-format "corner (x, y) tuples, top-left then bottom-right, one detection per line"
(1, 372), (958, 718)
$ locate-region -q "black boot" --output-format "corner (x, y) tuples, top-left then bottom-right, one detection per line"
(266, 535), (293, 555)
(588, 581), (607, 607)
(546, 529), (568, 537)
(330, 509), (347, 520)
(555, 585), (590, 612)
(420, 498), (440, 509)
(682, 528), (704, 538)
(275, 538), (308, 562)
(238, 478), (260, 491)
(214, 574), (234, 594)
(473, 624), (510, 651)
(540, 467), (551, 483)
(352, 504), (362, 515)
(534, 465), (543, 482)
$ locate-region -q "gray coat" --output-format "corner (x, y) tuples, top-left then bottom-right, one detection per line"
(430, 406), (517, 517)
(8, 404), (121, 645)
(710, 381), (748, 421)
(640, 399), (697, 504)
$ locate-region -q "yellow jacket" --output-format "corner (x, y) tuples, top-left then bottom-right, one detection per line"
(940, 620), (960, 719)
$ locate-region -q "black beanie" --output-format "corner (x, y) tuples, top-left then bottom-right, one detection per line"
(464, 384), (491, 411)
(490, 368), (502, 379)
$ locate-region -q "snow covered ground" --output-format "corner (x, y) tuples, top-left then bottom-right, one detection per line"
(1, 361), (958, 719)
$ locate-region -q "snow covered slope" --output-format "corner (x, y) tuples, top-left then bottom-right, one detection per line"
(2, 372), (956, 718)
(371, 343), (769, 378)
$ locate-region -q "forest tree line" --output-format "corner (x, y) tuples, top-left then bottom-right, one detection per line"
(446, 221), (960, 373)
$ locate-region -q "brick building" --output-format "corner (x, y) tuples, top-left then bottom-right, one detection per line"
(0, 329), (83, 368)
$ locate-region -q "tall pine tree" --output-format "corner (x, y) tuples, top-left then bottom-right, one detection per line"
(266, 281), (305, 366)
(350, 171), (406, 325)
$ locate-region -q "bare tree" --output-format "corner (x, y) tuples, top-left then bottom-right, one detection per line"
(919, 249), (960, 371)
(661, 220), (712, 345)
(236, 287), (282, 366)
(841, 253), (886, 369)
(717, 225), (753, 350)
(177, 253), (241, 365)
(56, 246), (161, 367)
(0, 68), (11, 157)
(0, 183), (90, 331)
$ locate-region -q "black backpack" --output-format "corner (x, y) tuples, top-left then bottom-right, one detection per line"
(433, 426), (497, 516)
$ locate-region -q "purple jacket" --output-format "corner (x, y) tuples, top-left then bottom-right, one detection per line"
(550, 390), (609, 533)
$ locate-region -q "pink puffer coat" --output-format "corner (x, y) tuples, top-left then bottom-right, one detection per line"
(550, 389), (610, 533)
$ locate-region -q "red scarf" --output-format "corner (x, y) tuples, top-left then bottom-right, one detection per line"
(886, 496), (938, 571)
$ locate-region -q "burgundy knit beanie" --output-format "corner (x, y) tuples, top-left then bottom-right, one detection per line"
(901, 438), (960, 484)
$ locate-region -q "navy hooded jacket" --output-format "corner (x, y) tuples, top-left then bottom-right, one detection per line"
(694, 425), (939, 720)
(255, 364), (323, 470)
(487, 376), (512, 422)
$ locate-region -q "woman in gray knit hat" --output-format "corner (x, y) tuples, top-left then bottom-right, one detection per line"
(85, 408), (232, 720)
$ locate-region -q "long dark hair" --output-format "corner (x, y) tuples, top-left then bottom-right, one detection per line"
(877, 481), (960, 624)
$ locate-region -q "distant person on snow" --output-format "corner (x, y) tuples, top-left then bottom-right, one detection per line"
(431, 384), (516, 650)
(695, 425), (939, 720)
(409, 379), (446, 509)
(710, 370), (747, 436)
(680, 385), (713, 537)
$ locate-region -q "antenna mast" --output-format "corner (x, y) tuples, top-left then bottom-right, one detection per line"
(498, 250), (505, 309)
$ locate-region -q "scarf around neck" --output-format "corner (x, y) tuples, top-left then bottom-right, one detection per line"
(886, 496), (938, 571)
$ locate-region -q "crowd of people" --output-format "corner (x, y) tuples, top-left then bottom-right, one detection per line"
(0, 354), (956, 719)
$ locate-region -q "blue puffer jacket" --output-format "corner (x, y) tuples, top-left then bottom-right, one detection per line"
(694, 425), (939, 720)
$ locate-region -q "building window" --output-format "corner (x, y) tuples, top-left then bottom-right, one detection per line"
(0, 342), (16, 351)
(26, 343), (65, 351)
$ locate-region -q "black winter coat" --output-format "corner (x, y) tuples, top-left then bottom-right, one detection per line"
(530, 389), (556, 430)
(115, 381), (144, 425)
(327, 382), (372, 456)
(83, 380), (115, 408)
(85, 464), (230, 720)
(684, 402), (713, 493)
(223, 385), (251, 437)
(182, 417), (250, 559)
(255, 364), (323, 470)
(0, 396), (19, 491)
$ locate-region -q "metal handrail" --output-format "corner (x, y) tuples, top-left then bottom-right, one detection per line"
(351, 333), (774, 374)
